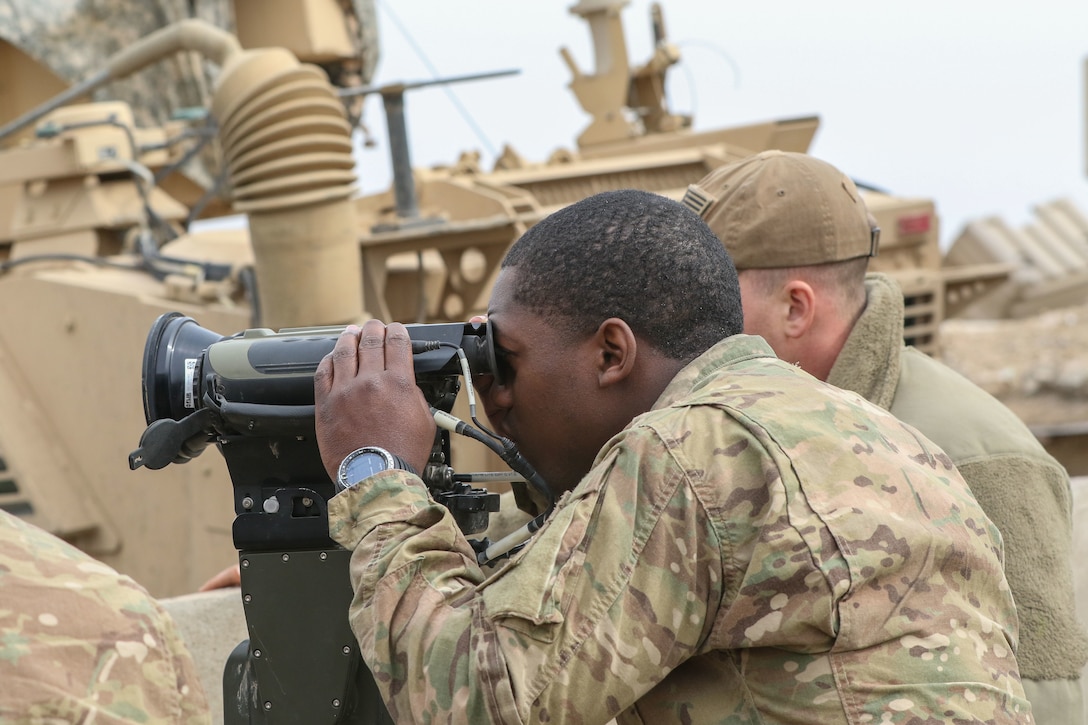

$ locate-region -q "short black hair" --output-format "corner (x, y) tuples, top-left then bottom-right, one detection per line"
(501, 189), (743, 361)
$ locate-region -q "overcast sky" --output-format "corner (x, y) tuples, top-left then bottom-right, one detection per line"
(353, 0), (1088, 249)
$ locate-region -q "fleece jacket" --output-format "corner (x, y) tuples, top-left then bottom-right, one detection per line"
(827, 274), (1087, 695)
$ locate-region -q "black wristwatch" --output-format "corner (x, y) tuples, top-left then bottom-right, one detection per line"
(336, 446), (416, 491)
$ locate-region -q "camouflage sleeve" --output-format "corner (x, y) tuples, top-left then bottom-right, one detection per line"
(327, 425), (722, 724)
(0, 510), (210, 723)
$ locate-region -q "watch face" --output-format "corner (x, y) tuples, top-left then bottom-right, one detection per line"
(339, 451), (391, 489)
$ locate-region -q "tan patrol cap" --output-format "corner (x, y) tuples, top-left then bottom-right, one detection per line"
(682, 150), (879, 270)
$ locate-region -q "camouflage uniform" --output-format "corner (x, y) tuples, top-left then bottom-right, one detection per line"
(829, 273), (1087, 723)
(0, 509), (210, 723)
(329, 334), (1031, 724)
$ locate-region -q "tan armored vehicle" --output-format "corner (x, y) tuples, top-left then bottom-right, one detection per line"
(0, 0), (384, 596)
(0, 0), (1046, 600)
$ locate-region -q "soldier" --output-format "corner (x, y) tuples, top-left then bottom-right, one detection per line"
(0, 509), (210, 723)
(685, 149), (1087, 724)
(315, 189), (1031, 723)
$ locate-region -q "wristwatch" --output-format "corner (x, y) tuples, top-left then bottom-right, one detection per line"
(336, 446), (416, 491)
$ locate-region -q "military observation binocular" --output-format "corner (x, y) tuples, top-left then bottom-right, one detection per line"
(129, 311), (513, 539)
(129, 311), (518, 724)
(133, 312), (498, 466)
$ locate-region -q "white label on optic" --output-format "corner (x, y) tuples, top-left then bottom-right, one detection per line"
(184, 358), (198, 408)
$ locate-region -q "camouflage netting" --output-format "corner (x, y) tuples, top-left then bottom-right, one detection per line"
(0, 0), (379, 128)
(1, 0), (226, 127)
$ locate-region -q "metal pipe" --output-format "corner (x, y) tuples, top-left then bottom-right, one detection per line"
(0, 20), (240, 145)
(382, 90), (419, 220)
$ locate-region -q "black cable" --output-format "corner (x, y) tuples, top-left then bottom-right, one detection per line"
(184, 162), (231, 228)
(152, 120), (218, 188)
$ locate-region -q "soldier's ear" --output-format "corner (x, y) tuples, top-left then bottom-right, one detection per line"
(782, 280), (816, 339)
(593, 318), (636, 388)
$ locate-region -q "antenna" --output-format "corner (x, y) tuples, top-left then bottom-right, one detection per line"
(338, 70), (519, 230)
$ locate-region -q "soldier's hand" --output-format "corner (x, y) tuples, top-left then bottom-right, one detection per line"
(314, 320), (436, 482)
(198, 563), (241, 591)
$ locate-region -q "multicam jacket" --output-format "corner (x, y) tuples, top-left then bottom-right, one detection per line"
(329, 334), (1031, 724)
(0, 510), (210, 723)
